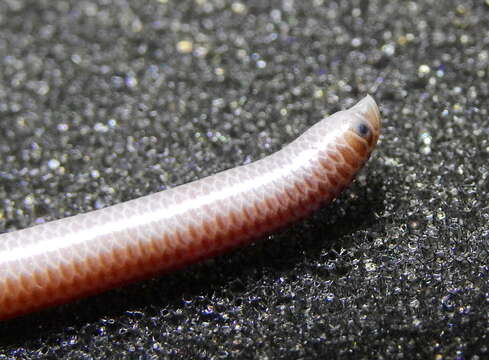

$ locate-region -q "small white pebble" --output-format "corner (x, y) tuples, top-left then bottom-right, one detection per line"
(176, 40), (193, 54)
(351, 37), (362, 47)
(94, 122), (109, 133)
(382, 43), (395, 56)
(47, 159), (60, 170)
(418, 64), (430, 76)
(57, 123), (69, 132)
(256, 60), (266, 68)
(231, 2), (246, 14)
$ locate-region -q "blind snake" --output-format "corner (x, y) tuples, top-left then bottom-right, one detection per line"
(0, 95), (381, 320)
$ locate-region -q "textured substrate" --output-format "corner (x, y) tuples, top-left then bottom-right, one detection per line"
(0, 1), (488, 359)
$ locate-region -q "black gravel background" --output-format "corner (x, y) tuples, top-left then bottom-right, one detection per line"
(0, 0), (488, 359)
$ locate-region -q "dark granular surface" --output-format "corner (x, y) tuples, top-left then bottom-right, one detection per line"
(0, 1), (488, 359)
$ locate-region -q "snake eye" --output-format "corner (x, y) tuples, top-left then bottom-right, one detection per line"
(356, 122), (370, 137)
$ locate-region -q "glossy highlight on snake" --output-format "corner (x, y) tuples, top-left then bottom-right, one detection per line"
(0, 95), (381, 320)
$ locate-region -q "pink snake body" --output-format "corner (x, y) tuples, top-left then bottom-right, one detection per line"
(0, 96), (380, 320)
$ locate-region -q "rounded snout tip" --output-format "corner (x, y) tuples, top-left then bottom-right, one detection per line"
(350, 95), (381, 147)
(352, 95), (381, 133)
